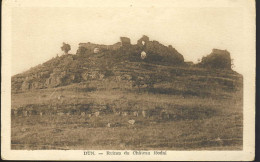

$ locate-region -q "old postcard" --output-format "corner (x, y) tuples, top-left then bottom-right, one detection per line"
(1, 0), (255, 160)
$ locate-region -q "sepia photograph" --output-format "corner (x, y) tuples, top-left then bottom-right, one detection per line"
(1, 0), (255, 160)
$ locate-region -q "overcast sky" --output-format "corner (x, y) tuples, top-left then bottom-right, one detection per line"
(11, 4), (250, 75)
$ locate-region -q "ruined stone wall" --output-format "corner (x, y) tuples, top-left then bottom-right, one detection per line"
(137, 36), (184, 64)
(137, 35), (149, 46)
(120, 37), (131, 46)
(78, 42), (121, 53)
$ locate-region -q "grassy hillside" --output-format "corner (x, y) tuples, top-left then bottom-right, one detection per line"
(11, 58), (243, 150)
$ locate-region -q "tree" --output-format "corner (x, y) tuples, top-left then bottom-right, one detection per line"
(61, 42), (71, 54)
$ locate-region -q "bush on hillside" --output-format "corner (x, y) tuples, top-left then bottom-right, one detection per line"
(198, 49), (232, 70)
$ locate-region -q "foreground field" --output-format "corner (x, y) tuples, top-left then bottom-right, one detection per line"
(11, 83), (243, 150)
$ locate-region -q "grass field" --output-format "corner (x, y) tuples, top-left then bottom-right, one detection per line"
(11, 65), (243, 150)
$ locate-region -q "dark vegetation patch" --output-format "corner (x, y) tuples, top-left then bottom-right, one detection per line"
(142, 87), (216, 98)
(77, 87), (97, 92)
(169, 106), (218, 121)
(12, 102), (219, 123)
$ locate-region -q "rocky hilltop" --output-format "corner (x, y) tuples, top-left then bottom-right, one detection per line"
(12, 35), (235, 92)
(11, 35), (243, 151)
